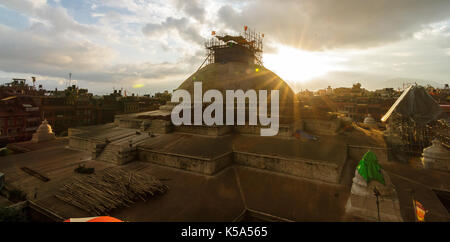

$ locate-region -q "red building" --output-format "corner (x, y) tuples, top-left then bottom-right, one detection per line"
(0, 79), (165, 142)
(0, 96), (41, 146)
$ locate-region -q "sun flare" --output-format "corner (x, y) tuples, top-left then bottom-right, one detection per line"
(263, 45), (343, 84)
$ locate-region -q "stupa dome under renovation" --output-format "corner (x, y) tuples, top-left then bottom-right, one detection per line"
(177, 30), (295, 123)
(178, 62), (295, 105)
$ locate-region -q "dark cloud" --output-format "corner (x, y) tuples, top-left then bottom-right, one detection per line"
(218, 0), (450, 51)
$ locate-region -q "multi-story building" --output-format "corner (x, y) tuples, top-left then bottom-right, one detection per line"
(40, 85), (97, 135)
(297, 83), (399, 122)
(0, 96), (41, 146)
(0, 78), (167, 141)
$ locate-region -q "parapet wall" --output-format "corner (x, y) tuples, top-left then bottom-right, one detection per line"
(116, 118), (142, 129)
(68, 136), (95, 152)
(141, 119), (173, 134)
(347, 145), (389, 163)
(138, 149), (233, 175)
(234, 125), (292, 137)
(234, 152), (343, 183)
(302, 119), (341, 136)
(174, 125), (232, 136)
(138, 147), (345, 184)
(173, 124), (293, 137)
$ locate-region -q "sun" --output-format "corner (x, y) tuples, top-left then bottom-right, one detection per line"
(263, 45), (340, 84)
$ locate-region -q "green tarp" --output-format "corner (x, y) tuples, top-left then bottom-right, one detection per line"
(356, 150), (385, 185)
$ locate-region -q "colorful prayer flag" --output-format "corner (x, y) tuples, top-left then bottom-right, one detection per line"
(414, 200), (426, 222)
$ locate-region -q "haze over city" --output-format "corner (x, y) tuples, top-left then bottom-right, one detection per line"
(0, 0), (450, 95)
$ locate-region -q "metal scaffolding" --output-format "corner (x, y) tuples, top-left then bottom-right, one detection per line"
(204, 27), (264, 66)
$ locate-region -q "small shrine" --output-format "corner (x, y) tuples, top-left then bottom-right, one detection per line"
(363, 114), (377, 127)
(345, 150), (403, 221)
(31, 119), (56, 143)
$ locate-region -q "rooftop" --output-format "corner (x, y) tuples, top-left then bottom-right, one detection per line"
(0, 131), (449, 221)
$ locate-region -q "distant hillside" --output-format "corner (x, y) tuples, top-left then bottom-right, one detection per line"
(291, 77), (448, 92)
(375, 78), (447, 90)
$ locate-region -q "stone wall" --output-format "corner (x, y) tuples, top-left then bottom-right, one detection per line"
(174, 125), (232, 136)
(68, 128), (85, 137)
(116, 118), (142, 129)
(302, 118), (341, 135)
(234, 124), (292, 137)
(68, 136), (94, 151)
(138, 145), (345, 183)
(142, 119), (173, 134)
(95, 144), (137, 165)
(138, 149), (233, 175)
(347, 145), (389, 163)
(234, 152), (342, 184)
(173, 124), (292, 137)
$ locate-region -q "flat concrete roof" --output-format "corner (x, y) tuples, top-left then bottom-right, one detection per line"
(0, 139), (113, 215)
(111, 164), (352, 222)
(115, 110), (171, 119)
(8, 138), (68, 152)
(233, 135), (347, 165)
(138, 132), (347, 166)
(380, 159), (450, 222)
(69, 123), (116, 132)
(112, 163), (245, 222)
(0, 138), (354, 221)
(139, 133), (233, 159)
(343, 125), (388, 148)
(1, 130), (449, 221)
(73, 126), (137, 141)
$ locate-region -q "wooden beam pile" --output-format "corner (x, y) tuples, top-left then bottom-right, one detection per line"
(54, 167), (168, 215)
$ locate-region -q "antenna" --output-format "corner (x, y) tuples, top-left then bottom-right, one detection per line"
(68, 73), (72, 87)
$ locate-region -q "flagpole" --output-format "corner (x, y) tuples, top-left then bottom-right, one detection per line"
(408, 188), (417, 222)
(373, 187), (381, 222)
(412, 190), (417, 222)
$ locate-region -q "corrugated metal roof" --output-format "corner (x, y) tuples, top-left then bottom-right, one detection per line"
(381, 85), (413, 122)
(1, 96), (17, 101)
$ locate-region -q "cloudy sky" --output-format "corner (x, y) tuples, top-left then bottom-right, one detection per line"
(0, 0), (449, 94)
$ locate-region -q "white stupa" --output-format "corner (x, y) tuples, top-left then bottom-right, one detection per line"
(363, 114), (376, 125)
(422, 139), (450, 171)
(31, 119), (56, 143)
(345, 151), (403, 221)
(345, 167), (403, 221)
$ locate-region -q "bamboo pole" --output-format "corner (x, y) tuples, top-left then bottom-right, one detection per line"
(54, 167), (168, 216)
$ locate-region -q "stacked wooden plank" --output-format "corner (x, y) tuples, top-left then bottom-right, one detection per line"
(54, 167), (168, 215)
